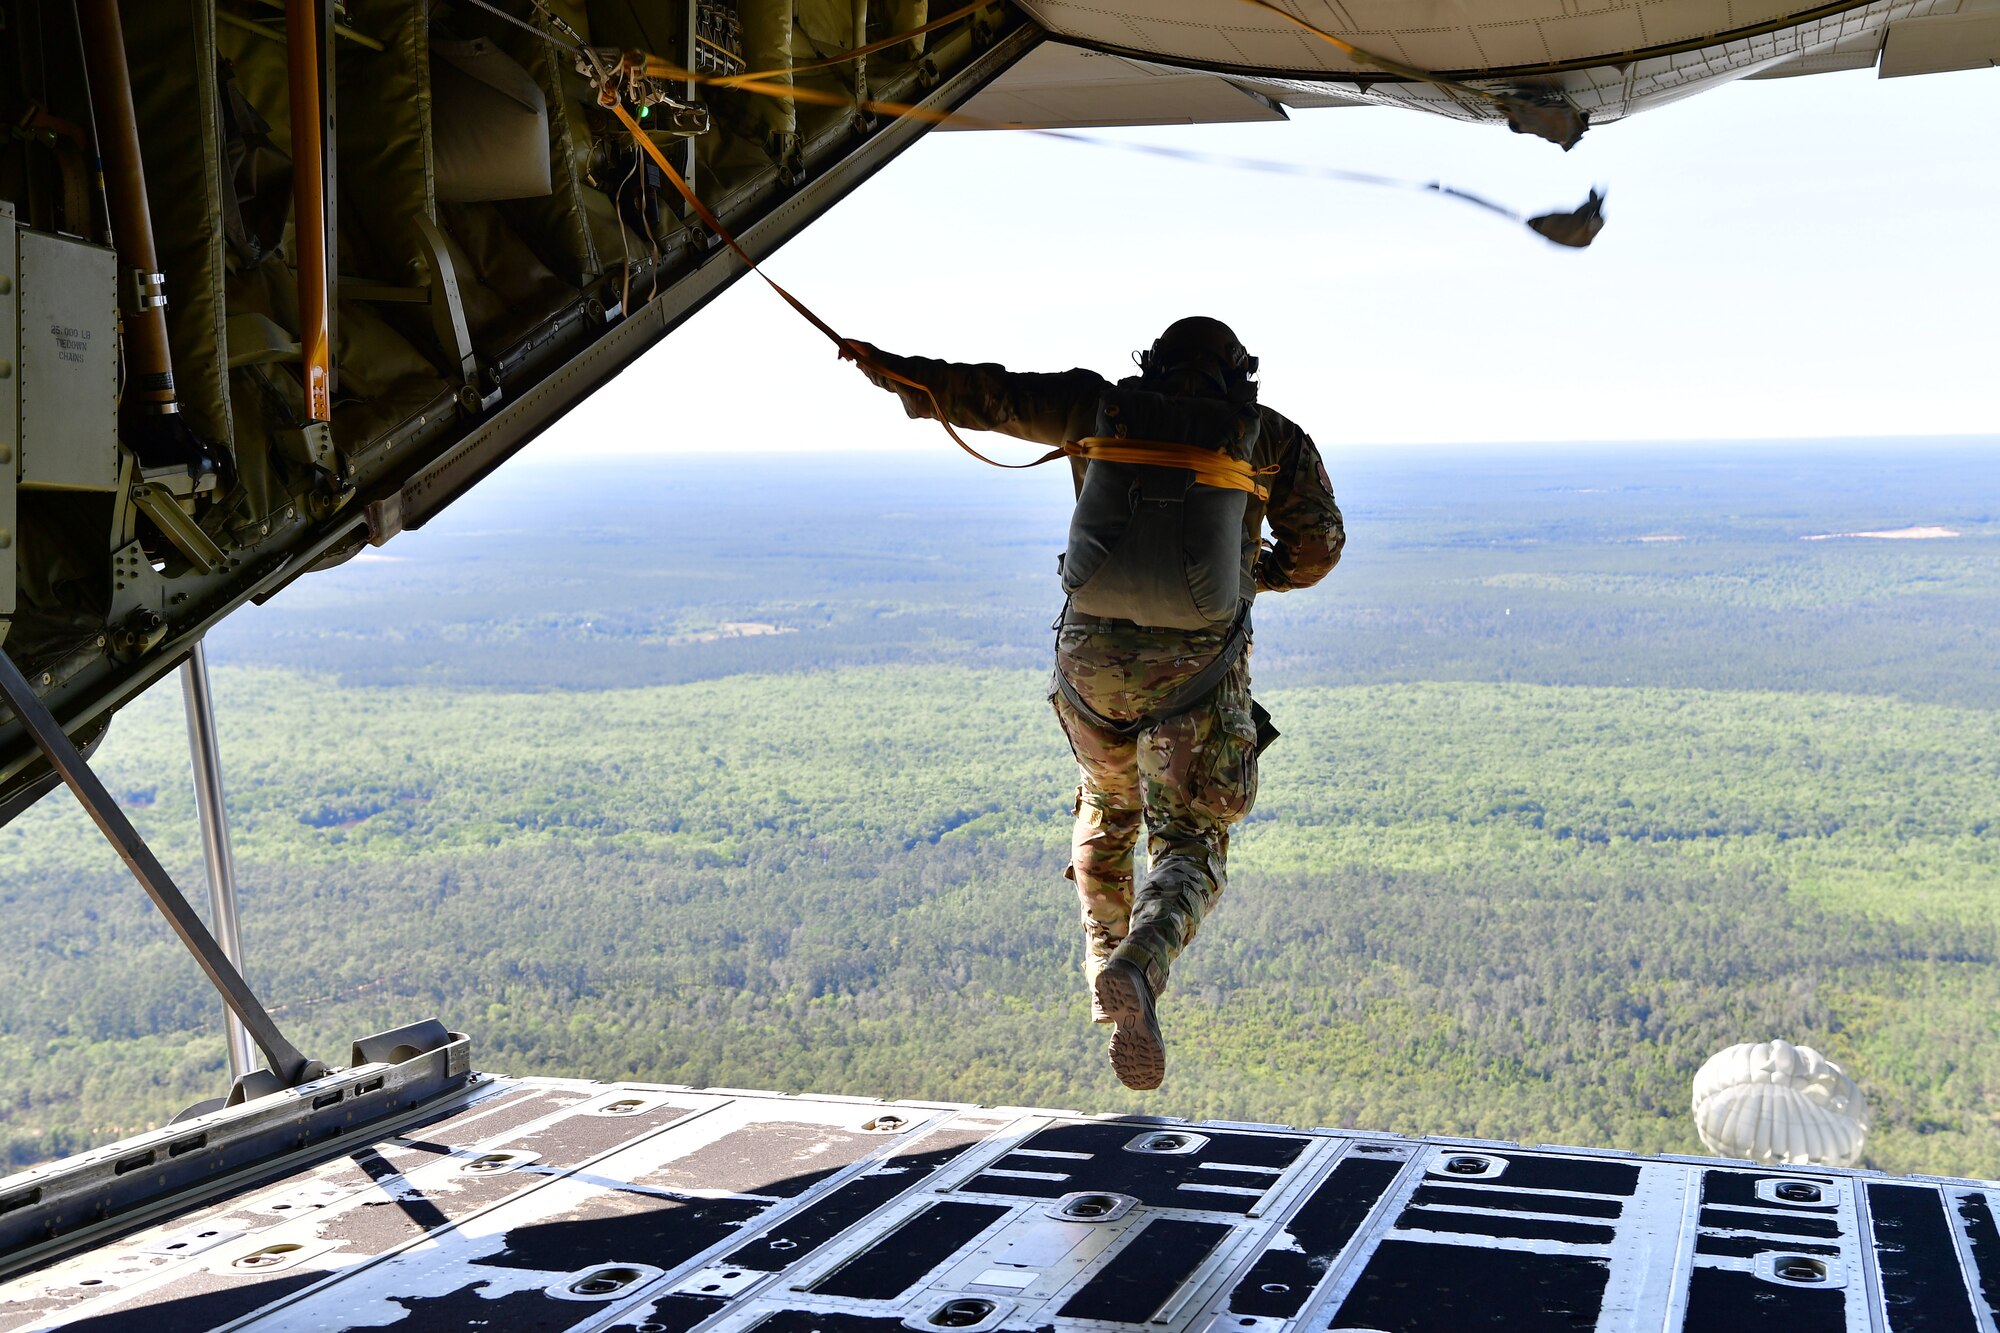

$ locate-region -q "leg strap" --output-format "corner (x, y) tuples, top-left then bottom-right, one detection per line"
(1054, 604), (1251, 740)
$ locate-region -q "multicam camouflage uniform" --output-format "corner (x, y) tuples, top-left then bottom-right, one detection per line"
(857, 352), (1345, 1008)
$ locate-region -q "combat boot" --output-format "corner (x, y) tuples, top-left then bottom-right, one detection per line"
(1094, 958), (1165, 1091)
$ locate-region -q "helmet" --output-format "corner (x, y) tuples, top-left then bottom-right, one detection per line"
(1138, 316), (1258, 398)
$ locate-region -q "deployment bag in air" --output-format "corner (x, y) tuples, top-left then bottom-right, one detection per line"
(1061, 387), (1262, 630)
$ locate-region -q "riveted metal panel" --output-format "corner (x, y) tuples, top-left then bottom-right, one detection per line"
(7, 1083), (2000, 1330)
(14, 228), (117, 493)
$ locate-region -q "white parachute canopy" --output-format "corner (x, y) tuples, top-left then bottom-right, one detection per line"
(1692, 1040), (1870, 1168)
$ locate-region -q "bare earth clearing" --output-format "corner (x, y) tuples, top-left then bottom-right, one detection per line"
(1802, 526), (1960, 541)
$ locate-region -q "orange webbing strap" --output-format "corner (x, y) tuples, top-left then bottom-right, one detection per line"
(643, 58), (1012, 133)
(1067, 438), (1277, 501)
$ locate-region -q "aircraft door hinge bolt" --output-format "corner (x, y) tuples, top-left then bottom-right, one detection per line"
(306, 479), (356, 521)
(110, 609), (168, 661)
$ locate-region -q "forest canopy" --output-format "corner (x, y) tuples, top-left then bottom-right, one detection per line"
(1, 443), (1995, 1177)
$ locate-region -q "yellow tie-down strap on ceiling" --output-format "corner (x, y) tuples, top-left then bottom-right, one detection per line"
(1066, 438), (1278, 501)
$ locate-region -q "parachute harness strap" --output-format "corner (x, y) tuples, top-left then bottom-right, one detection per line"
(1055, 603), (1253, 740)
(1066, 438), (1278, 501)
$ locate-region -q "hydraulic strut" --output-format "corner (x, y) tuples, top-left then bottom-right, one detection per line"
(183, 641), (259, 1083)
(73, 0), (181, 436)
(286, 0), (333, 421)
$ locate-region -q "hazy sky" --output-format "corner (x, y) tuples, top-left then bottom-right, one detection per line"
(537, 64), (1997, 458)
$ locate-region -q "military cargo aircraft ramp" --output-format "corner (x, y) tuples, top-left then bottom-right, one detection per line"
(6, 1067), (2000, 1332)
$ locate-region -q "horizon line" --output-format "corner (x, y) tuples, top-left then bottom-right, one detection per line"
(537, 433), (2000, 462)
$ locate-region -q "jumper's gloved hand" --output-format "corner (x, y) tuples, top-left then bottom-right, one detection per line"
(839, 339), (899, 387)
(1253, 543), (1296, 593)
(841, 340), (937, 420)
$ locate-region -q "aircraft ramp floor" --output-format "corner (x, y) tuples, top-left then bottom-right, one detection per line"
(3, 1073), (1998, 1332)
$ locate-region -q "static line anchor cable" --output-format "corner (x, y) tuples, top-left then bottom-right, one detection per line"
(1010, 131), (1607, 247)
(651, 60), (1609, 247)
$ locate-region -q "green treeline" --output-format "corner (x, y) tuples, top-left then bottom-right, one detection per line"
(1, 668), (1995, 1177)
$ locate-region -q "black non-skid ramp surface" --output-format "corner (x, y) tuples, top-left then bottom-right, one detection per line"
(3, 1078), (2000, 1331)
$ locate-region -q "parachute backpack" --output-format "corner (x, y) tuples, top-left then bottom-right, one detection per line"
(1061, 318), (1269, 631)
(1061, 387), (1263, 630)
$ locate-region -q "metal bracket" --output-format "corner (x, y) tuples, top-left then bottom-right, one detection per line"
(109, 538), (167, 628)
(276, 419), (336, 471)
(183, 640), (257, 1082)
(129, 482), (225, 573)
(351, 1017), (454, 1067)
(121, 267), (167, 313)
(0, 645), (319, 1086)
(364, 490), (404, 546)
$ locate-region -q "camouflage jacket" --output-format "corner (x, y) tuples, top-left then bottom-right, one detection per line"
(861, 352), (1346, 609)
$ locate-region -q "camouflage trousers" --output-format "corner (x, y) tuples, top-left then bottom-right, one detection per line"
(1050, 620), (1261, 1005)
